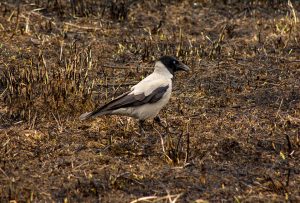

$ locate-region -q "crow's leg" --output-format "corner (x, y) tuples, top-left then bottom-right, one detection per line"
(154, 116), (161, 124)
(138, 120), (146, 135)
(154, 116), (168, 131)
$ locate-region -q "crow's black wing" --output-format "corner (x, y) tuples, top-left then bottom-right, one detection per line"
(80, 85), (169, 120)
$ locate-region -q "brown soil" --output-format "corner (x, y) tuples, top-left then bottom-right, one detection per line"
(0, 0), (300, 202)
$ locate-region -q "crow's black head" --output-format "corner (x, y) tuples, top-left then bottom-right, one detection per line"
(159, 56), (190, 75)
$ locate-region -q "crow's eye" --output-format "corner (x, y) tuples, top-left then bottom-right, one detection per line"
(173, 60), (178, 64)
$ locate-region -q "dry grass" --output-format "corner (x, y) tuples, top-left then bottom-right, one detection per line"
(0, 0), (300, 202)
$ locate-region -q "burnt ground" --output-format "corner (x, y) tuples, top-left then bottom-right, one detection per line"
(0, 0), (300, 202)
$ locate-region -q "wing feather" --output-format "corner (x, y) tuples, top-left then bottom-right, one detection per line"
(80, 84), (169, 120)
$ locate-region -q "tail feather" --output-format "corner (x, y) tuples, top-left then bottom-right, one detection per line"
(79, 112), (93, 121)
(79, 111), (111, 121)
(79, 91), (132, 121)
(79, 91), (131, 121)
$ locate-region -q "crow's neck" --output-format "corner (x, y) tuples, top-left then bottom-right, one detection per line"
(154, 61), (173, 79)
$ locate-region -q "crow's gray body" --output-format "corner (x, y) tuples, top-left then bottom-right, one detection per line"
(80, 56), (189, 122)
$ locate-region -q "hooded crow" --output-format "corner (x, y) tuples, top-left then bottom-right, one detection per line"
(80, 56), (189, 133)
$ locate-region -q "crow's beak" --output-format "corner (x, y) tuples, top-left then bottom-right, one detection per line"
(177, 62), (190, 72)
